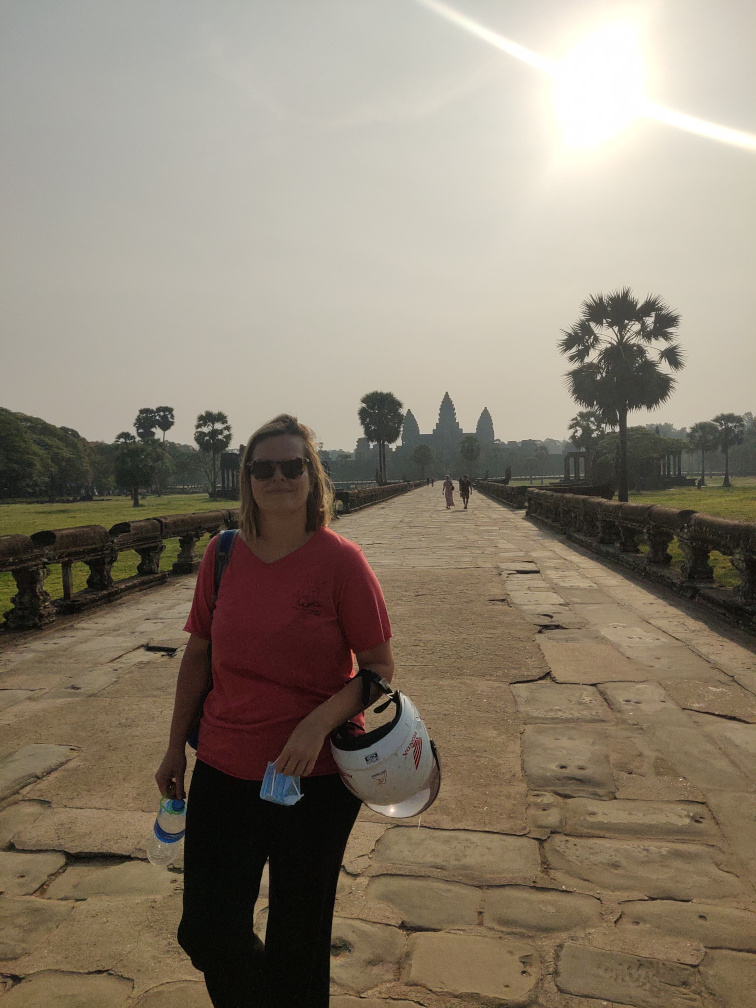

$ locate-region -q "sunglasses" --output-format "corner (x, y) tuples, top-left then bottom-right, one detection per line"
(247, 457), (308, 480)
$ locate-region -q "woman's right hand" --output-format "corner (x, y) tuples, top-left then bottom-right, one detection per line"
(155, 746), (187, 800)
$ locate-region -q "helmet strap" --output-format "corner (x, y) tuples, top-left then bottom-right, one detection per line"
(356, 668), (395, 710)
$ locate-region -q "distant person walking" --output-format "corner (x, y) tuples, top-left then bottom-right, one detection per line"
(459, 475), (472, 510)
(442, 475), (455, 509)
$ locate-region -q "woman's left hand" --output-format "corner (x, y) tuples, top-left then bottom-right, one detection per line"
(274, 715), (328, 777)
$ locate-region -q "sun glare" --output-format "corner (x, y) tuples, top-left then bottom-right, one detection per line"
(554, 24), (644, 148)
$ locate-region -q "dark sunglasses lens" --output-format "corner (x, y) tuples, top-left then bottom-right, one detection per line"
(280, 458), (306, 478)
(249, 458), (306, 480)
(250, 461), (275, 480)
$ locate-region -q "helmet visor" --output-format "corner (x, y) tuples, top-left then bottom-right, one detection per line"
(366, 754), (441, 819)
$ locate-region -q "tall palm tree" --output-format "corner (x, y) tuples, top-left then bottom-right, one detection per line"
(358, 391), (404, 485)
(712, 413), (745, 488)
(687, 421), (719, 486)
(567, 410), (606, 476)
(134, 408), (158, 441)
(559, 288), (684, 501)
(194, 411), (233, 495)
(459, 435), (481, 475)
(154, 406), (175, 442)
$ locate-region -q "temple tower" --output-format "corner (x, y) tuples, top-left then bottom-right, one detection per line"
(401, 409), (421, 449)
(476, 407), (495, 443)
(432, 392), (464, 465)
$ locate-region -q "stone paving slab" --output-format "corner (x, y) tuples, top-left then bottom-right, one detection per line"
(365, 874), (479, 930)
(0, 969), (134, 1007)
(692, 714), (756, 783)
(132, 980), (213, 1008)
(521, 725), (615, 799)
(663, 679), (756, 723)
(406, 931), (539, 1004)
(13, 807), (154, 858)
(538, 636), (647, 683)
(330, 917), (406, 993)
(0, 895), (73, 959)
(556, 942), (705, 1007)
(699, 949), (756, 1008)
(0, 801), (48, 849)
(511, 682), (614, 722)
(544, 835), (745, 900)
(373, 826), (540, 885)
(45, 859), (181, 900)
(483, 884), (602, 934)
(0, 745), (79, 802)
(0, 850), (65, 896)
(617, 900), (756, 951)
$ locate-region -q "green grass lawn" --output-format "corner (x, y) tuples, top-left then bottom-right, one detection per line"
(629, 477), (755, 590)
(0, 494), (234, 620)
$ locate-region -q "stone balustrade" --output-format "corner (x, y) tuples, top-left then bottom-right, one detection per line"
(1, 484), (425, 633)
(334, 481), (424, 514)
(473, 481), (530, 509)
(525, 489), (756, 631)
(474, 480), (614, 510)
(0, 509), (239, 633)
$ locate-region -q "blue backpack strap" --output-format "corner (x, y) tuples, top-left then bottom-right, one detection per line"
(187, 528), (238, 752)
(213, 528), (239, 602)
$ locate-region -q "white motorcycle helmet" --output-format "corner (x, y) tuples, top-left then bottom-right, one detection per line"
(331, 670), (441, 819)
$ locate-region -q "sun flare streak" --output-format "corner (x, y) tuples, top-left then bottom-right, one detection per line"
(412, 0), (756, 151)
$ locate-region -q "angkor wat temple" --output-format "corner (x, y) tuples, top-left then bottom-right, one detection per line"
(400, 392), (495, 467)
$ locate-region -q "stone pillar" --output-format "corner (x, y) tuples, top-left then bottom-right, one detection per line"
(732, 547), (756, 605)
(646, 528), (674, 566)
(678, 535), (715, 582)
(172, 532), (202, 575)
(84, 545), (117, 592)
(5, 564), (56, 631)
(135, 543), (165, 577)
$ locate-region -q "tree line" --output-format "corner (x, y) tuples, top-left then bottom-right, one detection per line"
(0, 406), (234, 505)
(559, 287), (753, 498)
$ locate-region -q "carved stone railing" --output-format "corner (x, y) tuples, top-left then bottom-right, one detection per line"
(1, 483), (427, 633)
(474, 480), (614, 510)
(525, 489), (756, 631)
(334, 481), (424, 514)
(0, 509), (238, 633)
(473, 481), (530, 509)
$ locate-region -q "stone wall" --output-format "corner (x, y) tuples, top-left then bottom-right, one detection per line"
(0, 482), (424, 633)
(525, 488), (756, 633)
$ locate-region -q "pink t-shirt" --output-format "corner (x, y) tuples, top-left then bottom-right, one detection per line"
(184, 526), (391, 780)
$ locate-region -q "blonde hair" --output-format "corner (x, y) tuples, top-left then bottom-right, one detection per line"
(239, 414), (333, 540)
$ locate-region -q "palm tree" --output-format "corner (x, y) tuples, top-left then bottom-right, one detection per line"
(411, 443), (434, 479)
(194, 411), (233, 495)
(712, 413), (745, 488)
(459, 435), (481, 475)
(567, 410), (606, 475)
(687, 421), (719, 486)
(358, 391), (404, 485)
(559, 288), (684, 502)
(134, 408), (158, 441)
(154, 406), (175, 442)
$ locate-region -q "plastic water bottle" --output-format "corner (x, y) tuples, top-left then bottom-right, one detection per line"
(146, 796), (186, 866)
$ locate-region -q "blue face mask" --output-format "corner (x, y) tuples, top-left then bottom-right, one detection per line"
(260, 762), (303, 806)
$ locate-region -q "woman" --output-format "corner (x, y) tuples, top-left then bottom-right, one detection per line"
(442, 474), (455, 508)
(155, 414), (394, 1008)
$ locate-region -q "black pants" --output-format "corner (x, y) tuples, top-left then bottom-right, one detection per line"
(178, 759), (362, 1008)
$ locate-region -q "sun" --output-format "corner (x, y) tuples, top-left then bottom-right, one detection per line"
(554, 23), (644, 149)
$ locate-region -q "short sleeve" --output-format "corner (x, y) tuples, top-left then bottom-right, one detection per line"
(183, 537), (218, 640)
(336, 543), (391, 654)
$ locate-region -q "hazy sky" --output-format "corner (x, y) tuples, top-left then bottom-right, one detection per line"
(1, 0), (754, 450)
